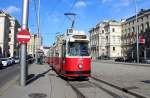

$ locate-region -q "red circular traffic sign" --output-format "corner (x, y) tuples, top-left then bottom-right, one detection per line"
(17, 29), (31, 44)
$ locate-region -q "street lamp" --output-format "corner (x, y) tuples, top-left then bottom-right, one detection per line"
(134, 0), (139, 63)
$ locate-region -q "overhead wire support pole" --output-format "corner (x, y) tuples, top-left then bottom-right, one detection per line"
(134, 0), (139, 63)
(20, 0), (29, 86)
(37, 0), (40, 38)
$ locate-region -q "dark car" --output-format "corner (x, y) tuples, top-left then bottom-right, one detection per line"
(115, 57), (124, 62)
(124, 57), (135, 62)
(0, 59), (3, 69)
(26, 55), (34, 64)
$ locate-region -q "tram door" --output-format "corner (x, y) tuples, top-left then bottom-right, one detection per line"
(61, 42), (66, 72)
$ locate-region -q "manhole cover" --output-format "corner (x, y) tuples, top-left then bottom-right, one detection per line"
(28, 93), (47, 98)
(141, 80), (150, 84)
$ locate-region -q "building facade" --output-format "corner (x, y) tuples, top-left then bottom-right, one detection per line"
(105, 20), (122, 58)
(89, 22), (107, 59)
(40, 46), (50, 57)
(0, 11), (20, 57)
(9, 17), (20, 57)
(27, 34), (42, 57)
(89, 20), (122, 59)
(121, 9), (150, 60)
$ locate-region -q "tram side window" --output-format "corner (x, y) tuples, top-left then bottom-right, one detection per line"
(62, 44), (66, 57)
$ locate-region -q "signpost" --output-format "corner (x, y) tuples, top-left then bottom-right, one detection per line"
(20, 0), (29, 86)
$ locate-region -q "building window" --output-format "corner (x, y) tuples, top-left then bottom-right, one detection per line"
(141, 18), (143, 22)
(132, 27), (135, 32)
(128, 28), (130, 33)
(106, 36), (108, 40)
(141, 24), (144, 32)
(8, 38), (11, 42)
(133, 21), (134, 25)
(146, 22), (149, 29)
(112, 28), (115, 32)
(8, 46), (10, 49)
(102, 30), (104, 33)
(138, 26), (140, 32)
(113, 47), (115, 51)
(9, 30), (11, 34)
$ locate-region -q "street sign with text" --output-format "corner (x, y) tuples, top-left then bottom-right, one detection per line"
(17, 29), (31, 44)
(139, 36), (145, 44)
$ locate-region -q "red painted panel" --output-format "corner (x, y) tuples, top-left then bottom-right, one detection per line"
(64, 57), (91, 71)
(48, 56), (91, 77)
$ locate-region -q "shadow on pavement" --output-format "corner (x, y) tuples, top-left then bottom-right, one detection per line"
(59, 75), (89, 82)
(26, 68), (51, 85)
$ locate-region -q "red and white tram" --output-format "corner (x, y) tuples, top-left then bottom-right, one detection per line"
(47, 29), (91, 78)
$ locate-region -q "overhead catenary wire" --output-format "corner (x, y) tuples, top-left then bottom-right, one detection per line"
(33, 0), (39, 35)
(58, 0), (78, 29)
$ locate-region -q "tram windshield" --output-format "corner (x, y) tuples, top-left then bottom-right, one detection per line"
(68, 42), (89, 56)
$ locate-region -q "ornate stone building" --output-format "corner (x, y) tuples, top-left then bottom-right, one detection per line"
(89, 20), (122, 59)
(121, 9), (150, 60)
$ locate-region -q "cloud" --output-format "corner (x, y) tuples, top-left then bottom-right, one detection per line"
(101, 0), (112, 3)
(75, 1), (87, 8)
(3, 6), (20, 14)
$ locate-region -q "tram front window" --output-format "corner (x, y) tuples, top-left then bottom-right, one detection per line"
(68, 42), (89, 56)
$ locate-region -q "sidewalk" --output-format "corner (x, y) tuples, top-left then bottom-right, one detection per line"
(0, 63), (76, 98)
(95, 59), (150, 67)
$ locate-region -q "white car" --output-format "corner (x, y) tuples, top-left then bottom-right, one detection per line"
(8, 57), (14, 65)
(1, 58), (10, 67)
(13, 57), (20, 64)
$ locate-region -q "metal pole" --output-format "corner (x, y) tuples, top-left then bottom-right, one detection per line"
(20, 0), (29, 86)
(35, 0), (40, 63)
(134, 0), (139, 63)
(144, 48), (147, 61)
(38, 0), (40, 37)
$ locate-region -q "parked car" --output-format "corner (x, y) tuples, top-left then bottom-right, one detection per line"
(26, 55), (34, 64)
(97, 55), (110, 60)
(0, 60), (3, 69)
(13, 57), (20, 64)
(1, 58), (11, 67)
(115, 57), (124, 62)
(8, 57), (15, 65)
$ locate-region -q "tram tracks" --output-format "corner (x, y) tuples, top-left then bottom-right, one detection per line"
(91, 76), (147, 98)
(67, 81), (87, 98)
(67, 76), (146, 98)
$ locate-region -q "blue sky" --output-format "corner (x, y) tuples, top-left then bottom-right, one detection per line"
(0, 0), (150, 46)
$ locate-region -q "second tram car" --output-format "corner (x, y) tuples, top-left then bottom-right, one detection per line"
(48, 29), (91, 78)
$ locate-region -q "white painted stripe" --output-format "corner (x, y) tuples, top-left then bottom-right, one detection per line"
(17, 35), (31, 39)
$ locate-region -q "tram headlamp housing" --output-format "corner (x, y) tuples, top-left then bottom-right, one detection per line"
(78, 64), (83, 69)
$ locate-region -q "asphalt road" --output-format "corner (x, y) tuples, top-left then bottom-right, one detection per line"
(92, 61), (150, 97)
(0, 64), (20, 89)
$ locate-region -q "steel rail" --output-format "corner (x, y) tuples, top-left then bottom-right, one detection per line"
(67, 81), (87, 98)
(91, 76), (146, 98)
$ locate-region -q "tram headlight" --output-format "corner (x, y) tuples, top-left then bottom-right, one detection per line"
(78, 64), (83, 69)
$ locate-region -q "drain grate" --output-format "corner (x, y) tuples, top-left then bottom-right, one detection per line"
(28, 93), (47, 98)
(141, 80), (150, 84)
